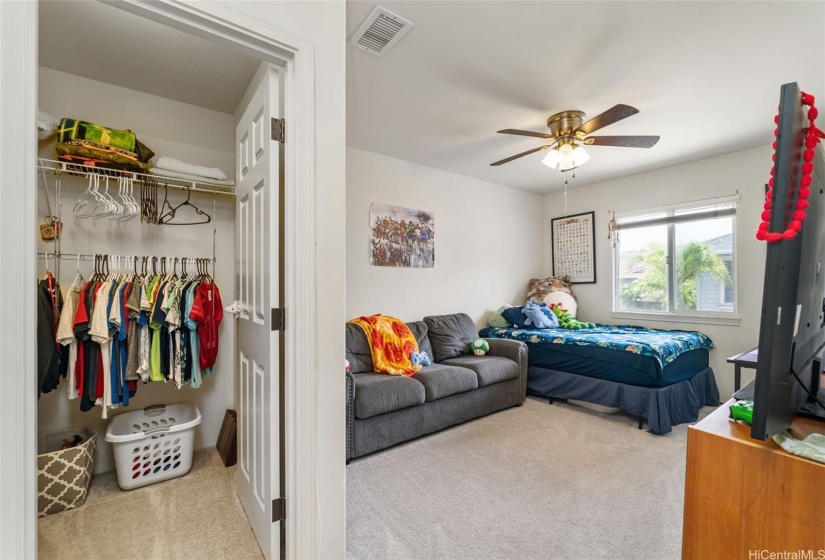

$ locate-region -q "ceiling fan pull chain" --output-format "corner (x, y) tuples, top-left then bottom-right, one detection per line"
(756, 90), (821, 243)
(564, 181), (568, 213)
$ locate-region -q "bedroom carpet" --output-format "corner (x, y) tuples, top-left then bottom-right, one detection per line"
(347, 396), (712, 560)
(38, 448), (263, 560)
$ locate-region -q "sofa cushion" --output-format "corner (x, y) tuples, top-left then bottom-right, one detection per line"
(407, 320), (434, 360)
(440, 355), (520, 388)
(413, 363), (478, 402)
(346, 323), (375, 374)
(352, 373), (426, 419)
(423, 313), (479, 362)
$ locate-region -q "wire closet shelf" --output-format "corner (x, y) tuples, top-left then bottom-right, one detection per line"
(37, 158), (236, 198)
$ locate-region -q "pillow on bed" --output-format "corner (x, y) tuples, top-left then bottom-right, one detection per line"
(488, 304), (513, 328)
(502, 303), (559, 329)
(544, 290), (578, 318)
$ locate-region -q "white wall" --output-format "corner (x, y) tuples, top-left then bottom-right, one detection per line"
(226, 3), (347, 558)
(542, 145), (771, 398)
(37, 67), (236, 474)
(38, 67), (234, 172)
(347, 147), (544, 326)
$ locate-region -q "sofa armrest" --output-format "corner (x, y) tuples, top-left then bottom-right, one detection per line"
(483, 338), (528, 404)
(346, 371), (355, 462)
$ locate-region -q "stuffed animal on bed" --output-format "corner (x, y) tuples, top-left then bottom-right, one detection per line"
(522, 300), (558, 328)
(549, 303), (595, 330)
(544, 290), (578, 318)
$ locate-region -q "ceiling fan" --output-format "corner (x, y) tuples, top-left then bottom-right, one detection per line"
(491, 104), (660, 172)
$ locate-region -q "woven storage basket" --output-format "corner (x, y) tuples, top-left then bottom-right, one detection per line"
(37, 429), (96, 517)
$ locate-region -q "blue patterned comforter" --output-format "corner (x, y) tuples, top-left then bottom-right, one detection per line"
(480, 325), (714, 369)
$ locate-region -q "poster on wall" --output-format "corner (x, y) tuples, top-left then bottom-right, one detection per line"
(551, 211), (596, 283)
(369, 203), (435, 268)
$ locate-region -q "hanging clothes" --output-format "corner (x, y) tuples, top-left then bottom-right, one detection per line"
(37, 273), (68, 397)
(189, 280), (223, 372)
(39, 258), (223, 415)
(55, 282), (81, 399)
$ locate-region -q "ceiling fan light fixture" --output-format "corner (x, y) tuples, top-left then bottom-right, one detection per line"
(555, 142), (581, 172)
(541, 148), (562, 169)
(571, 144), (590, 167)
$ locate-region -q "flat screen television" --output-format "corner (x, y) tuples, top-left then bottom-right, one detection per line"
(751, 82), (825, 440)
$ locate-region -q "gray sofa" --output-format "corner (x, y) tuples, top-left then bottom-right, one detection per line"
(346, 313), (527, 462)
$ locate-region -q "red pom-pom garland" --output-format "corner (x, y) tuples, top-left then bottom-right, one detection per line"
(757, 90), (825, 242)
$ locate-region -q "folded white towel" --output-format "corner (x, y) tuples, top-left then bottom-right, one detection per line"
(155, 156), (227, 181)
(149, 167), (235, 187)
(37, 110), (59, 140)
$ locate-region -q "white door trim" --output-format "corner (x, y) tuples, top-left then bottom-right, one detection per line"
(0, 2), (319, 559)
(0, 1), (38, 558)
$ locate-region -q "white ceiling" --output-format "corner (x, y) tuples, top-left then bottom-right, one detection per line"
(38, 0), (260, 115)
(347, 1), (825, 194)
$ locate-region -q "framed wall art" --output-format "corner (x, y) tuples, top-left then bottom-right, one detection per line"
(369, 203), (435, 268)
(551, 211), (596, 283)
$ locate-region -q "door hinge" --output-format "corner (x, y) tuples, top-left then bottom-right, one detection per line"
(271, 118), (285, 143)
(271, 308), (286, 331)
(272, 497), (286, 523)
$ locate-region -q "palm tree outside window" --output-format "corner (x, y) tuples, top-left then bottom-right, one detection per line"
(614, 200), (736, 315)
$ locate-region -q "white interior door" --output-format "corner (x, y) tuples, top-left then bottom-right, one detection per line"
(235, 64), (281, 560)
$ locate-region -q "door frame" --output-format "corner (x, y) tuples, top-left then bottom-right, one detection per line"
(0, 2), (320, 559)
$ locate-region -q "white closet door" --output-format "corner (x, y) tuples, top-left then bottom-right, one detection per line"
(235, 64), (281, 560)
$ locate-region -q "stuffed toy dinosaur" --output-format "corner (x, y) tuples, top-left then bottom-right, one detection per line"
(549, 303), (596, 330)
(410, 351), (432, 367)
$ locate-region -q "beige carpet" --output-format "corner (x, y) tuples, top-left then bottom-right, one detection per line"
(347, 397), (712, 560)
(38, 448), (263, 560)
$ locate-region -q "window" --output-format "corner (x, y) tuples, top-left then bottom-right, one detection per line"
(614, 200), (736, 316)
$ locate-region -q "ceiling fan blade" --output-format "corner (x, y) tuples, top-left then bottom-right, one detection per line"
(497, 128), (555, 139)
(576, 104), (639, 135)
(584, 135), (660, 148)
(490, 145), (551, 166)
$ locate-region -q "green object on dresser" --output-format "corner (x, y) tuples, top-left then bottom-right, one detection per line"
(729, 399), (754, 425)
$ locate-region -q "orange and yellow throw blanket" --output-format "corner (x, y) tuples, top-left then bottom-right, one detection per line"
(349, 315), (421, 376)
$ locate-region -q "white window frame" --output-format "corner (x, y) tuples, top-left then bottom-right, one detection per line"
(611, 195), (741, 326)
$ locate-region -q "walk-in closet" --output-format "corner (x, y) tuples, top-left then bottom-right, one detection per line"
(35, 2), (282, 558)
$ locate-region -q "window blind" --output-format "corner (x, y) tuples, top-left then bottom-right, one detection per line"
(617, 206), (736, 230)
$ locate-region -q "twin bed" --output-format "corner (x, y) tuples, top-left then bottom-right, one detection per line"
(478, 324), (720, 434)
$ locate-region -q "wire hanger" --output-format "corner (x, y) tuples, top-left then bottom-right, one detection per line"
(141, 178), (159, 224)
(160, 187), (212, 226)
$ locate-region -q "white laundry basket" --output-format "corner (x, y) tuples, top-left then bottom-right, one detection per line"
(105, 403), (202, 490)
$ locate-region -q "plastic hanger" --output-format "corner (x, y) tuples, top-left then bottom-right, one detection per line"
(70, 253), (83, 291)
(99, 177), (122, 219)
(74, 174), (103, 218)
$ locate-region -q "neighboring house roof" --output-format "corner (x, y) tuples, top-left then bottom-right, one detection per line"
(705, 233), (732, 256)
(618, 250), (649, 279)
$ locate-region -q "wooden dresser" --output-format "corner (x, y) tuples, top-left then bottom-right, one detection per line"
(682, 399), (825, 559)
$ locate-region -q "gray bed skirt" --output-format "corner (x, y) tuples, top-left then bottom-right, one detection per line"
(527, 366), (720, 435)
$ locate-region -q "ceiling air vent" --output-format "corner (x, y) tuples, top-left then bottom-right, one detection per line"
(350, 6), (413, 58)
